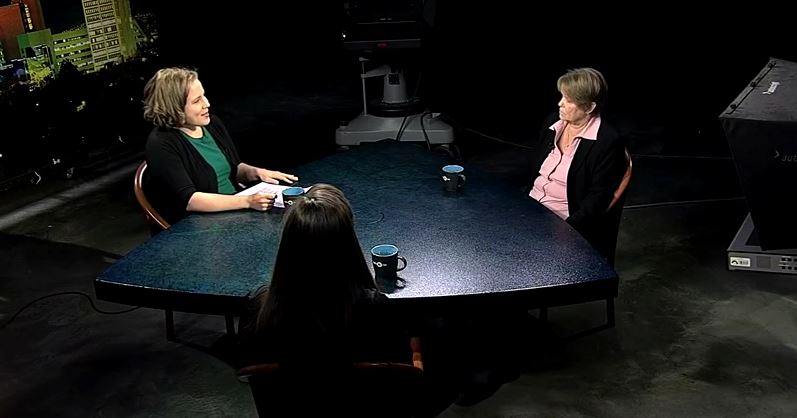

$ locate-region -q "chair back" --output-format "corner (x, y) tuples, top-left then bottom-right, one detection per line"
(597, 148), (633, 264)
(134, 161), (170, 233)
(238, 338), (425, 417)
(607, 148), (633, 211)
(239, 361), (424, 417)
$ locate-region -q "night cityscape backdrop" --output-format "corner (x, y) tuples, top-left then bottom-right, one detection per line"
(0, 0), (158, 190)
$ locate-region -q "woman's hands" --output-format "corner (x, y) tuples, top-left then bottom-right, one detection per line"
(237, 163), (298, 185)
(255, 168), (298, 185)
(246, 193), (276, 211)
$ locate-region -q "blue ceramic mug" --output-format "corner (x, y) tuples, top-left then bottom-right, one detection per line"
(282, 186), (305, 207)
(370, 244), (407, 280)
(442, 165), (466, 192)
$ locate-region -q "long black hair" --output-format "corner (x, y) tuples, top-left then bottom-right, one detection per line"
(255, 184), (376, 339)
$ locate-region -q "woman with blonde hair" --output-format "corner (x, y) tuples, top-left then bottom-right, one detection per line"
(142, 67), (298, 224)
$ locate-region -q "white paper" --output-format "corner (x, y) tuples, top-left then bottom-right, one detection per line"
(235, 183), (309, 208)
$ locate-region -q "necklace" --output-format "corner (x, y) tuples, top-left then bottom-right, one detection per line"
(561, 120), (588, 150)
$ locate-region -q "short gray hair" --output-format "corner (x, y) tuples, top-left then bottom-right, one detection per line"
(557, 67), (608, 115)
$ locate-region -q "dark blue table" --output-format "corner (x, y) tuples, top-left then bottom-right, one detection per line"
(96, 141), (618, 331)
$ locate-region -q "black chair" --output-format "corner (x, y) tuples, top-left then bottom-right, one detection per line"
(238, 337), (426, 417)
(539, 149), (633, 334)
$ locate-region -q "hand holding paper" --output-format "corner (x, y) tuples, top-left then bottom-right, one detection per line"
(237, 183), (310, 208)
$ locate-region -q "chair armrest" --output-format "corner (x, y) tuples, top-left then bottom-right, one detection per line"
(410, 336), (423, 371)
(238, 363), (279, 377)
(607, 149), (633, 212)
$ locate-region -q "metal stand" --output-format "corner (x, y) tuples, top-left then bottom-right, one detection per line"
(336, 112), (454, 146)
(336, 57), (454, 146)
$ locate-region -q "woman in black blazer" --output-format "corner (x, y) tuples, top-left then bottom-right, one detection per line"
(529, 68), (627, 262)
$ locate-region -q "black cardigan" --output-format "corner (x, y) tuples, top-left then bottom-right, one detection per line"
(529, 112), (627, 260)
(144, 115), (243, 224)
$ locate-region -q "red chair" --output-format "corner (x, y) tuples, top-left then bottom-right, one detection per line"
(134, 161), (170, 232)
(134, 161), (236, 341)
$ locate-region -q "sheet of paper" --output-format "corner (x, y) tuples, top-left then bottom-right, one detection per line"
(235, 183), (309, 208)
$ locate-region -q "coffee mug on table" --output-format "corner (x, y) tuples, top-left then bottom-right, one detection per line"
(370, 244), (407, 280)
(442, 165), (466, 192)
(282, 186), (305, 207)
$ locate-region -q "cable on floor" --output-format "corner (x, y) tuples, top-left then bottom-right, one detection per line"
(0, 291), (140, 330)
(632, 154), (733, 160)
(439, 114), (535, 150)
(624, 196), (746, 210)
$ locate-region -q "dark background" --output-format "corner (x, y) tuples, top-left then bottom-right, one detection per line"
(3, 0), (796, 192)
(152, 1), (797, 155)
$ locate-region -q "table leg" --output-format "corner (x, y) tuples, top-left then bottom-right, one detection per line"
(606, 298), (615, 328)
(165, 310), (175, 341)
(225, 314), (236, 336)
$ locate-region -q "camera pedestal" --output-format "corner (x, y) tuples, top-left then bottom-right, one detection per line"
(335, 57), (454, 146)
(335, 112), (453, 146)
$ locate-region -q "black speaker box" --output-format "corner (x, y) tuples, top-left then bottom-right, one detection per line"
(720, 58), (797, 250)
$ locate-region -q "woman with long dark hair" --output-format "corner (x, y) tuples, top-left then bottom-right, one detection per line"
(250, 184), (405, 367)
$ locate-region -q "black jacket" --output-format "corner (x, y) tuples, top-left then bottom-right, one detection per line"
(529, 112), (627, 261)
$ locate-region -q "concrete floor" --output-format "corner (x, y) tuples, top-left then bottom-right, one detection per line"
(2, 113), (796, 417)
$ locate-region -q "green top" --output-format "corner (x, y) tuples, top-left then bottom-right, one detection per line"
(182, 128), (237, 195)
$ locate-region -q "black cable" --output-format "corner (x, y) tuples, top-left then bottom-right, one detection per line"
(624, 196), (745, 210)
(395, 71), (423, 142)
(0, 291), (140, 330)
(420, 110), (432, 150)
(440, 114), (535, 150)
(395, 112), (410, 142)
(442, 115), (735, 160)
(631, 154), (732, 161)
